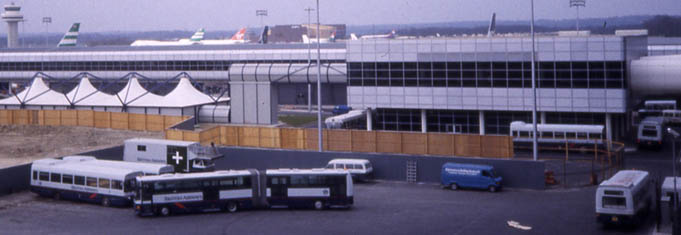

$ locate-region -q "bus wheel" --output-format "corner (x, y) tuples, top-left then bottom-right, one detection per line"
(227, 202), (238, 213)
(314, 201), (324, 210)
(53, 192), (60, 200)
(489, 186), (497, 193)
(102, 197), (111, 207)
(450, 184), (458, 190)
(160, 206), (170, 216)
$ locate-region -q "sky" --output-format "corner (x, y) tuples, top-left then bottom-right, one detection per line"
(1, 0), (680, 34)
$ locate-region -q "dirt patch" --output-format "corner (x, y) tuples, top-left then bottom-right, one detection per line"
(0, 125), (163, 168)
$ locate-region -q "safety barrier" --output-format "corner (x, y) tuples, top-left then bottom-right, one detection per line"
(0, 109), (188, 132)
(165, 125), (515, 159)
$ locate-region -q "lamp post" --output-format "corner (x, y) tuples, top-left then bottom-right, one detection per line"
(316, 0), (323, 152)
(669, 127), (679, 227)
(42, 17), (51, 47)
(305, 7), (315, 112)
(569, 0), (586, 34)
(530, 0), (538, 161)
(256, 10), (268, 28)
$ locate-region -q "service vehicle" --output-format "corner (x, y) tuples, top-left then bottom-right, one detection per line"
(636, 116), (665, 148)
(124, 138), (222, 173)
(440, 162), (502, 192)
(134, 168), (353, 216)
(595, 170), (653, 226)
(326, 158), (373, 181)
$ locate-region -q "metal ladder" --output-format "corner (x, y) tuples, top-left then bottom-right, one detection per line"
(406, 160), (417, 183)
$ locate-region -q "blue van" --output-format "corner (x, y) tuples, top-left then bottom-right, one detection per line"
(441, 162), (502, 192)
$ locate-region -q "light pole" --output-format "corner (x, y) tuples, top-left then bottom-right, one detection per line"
(256, 10), (268, 28)
(531, 0), (538, 161)
(570, 0), (586, 34)
(316, 0), (323, 152)
(305, 7), (314, 112)
(669, 127), (679, 226)
(42, 17), (51, 47)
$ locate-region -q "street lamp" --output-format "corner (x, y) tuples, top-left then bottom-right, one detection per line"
(530, 0), (538, 161)
(42, 17), (51, 47)
(668, 127), (679, 225)
(256, 10), (268, 28)
(569, 0), (586, 34)
(305, 7), (315, 112)
(315, 0), (322, 152)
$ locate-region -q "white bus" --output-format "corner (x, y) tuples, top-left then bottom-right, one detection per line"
(637, 116), (665, 148)
(30, 158), (143, 207)
(62, 155), (174, 175)
(639, 100), (677, 118)
(662, 110), (681, 125)
(134, 168), (353, 216)
(595, 170), (652, 226)
(509, 121), (605, 146)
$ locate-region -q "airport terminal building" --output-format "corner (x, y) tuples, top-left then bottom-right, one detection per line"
(0, 33), (665, 141)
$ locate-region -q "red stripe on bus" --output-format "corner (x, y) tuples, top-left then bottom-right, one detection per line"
(174, 202), (186, 209)
(89, 194), (97, 199)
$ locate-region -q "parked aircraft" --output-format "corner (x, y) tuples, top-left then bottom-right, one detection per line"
(130, 28), (205, 46)
(350, 30), (396, 40)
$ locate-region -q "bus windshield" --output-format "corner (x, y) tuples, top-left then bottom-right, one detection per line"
(602, 196), (626, 208)
(642, 129), (658, 137)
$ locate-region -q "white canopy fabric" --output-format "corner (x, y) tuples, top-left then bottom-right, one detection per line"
(116, 77), (164, 107)
(0, 77), (70, 106)
(160, 77), (216, 107)
(67, 77), (123, 107)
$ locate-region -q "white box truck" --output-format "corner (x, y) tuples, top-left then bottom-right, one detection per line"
(123, 138), (222, 173)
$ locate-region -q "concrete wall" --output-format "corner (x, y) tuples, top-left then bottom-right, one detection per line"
(215, 147), (545, 189)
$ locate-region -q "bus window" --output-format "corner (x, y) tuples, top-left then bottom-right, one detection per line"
(555, 132), (565, 139)
(99, 178), (110, 189)
(271, 178), (279, 185)
(337, 164), (346, 169)
(602, 197), (626, 209)
(32, 171), (37, 180)
(354, 164), (363, 170)
(291, 175), (309, 185)
(111, 180), (123, 190)
(567, 132), (576, 139)
(39, 172), (49, 181)
(346, 164), (355, 169)
(75, 175), (85, 185)
(220, 179), (235, 186)
(62, 174), (73, 184)
(326, 164), (334, 169)
(50, 173), (61, 183)
(86, 177), (98, 187)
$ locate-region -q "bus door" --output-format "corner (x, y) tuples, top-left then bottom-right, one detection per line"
(268, 176), (289, 205)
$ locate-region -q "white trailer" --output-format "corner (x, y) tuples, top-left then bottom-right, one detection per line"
(123, 138), (222, 173)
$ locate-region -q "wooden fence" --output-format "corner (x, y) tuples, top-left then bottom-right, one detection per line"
(0, 109), (187, 132)
(166, 126), (514, 159)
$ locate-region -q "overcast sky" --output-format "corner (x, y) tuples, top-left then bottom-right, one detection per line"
(2, 0), (680, 34)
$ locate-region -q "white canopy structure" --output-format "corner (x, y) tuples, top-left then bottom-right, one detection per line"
(67, 77), (123, 112)
(0, 77), (70, 110)
(1, 75), (228, 119)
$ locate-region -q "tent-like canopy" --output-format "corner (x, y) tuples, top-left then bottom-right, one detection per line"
(161, 77), (216, 107)
(117, 77), (164, 107)
(0, 77), (70, 106)
(67, 77), (122, 107)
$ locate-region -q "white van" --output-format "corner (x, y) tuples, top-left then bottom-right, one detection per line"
(326, 159), (373, 182)
(595, 170), (652, 226)
(637, 116), (665, 148)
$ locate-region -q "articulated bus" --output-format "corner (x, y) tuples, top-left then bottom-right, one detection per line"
(134, 169), (353, 216)
(30, 159), (142, 207)
(510, 121), (605, 147)
(62, 155), (174, 175)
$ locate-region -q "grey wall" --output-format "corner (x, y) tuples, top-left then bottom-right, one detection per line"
(214, 147), (545, 190)
(230, 81), (278, 125)
(277, 83), (347, 105)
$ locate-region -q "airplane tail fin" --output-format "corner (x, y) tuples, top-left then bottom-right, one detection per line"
(230, 27), (247, 40)
(258, 26), (269, 44)
(389, 30), (396, 38)
(350, 33), (358, 40)
(329, 31), (336, 42)
(58, 23), (80, 47)
(302, 34), (310, 43)
(487, 12), (496, 37)
(191, 28), (205, 42)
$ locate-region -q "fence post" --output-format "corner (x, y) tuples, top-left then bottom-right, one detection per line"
(564, 141), (568, 188)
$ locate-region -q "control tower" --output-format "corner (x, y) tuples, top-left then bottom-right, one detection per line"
(1, 2), (23, 48)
